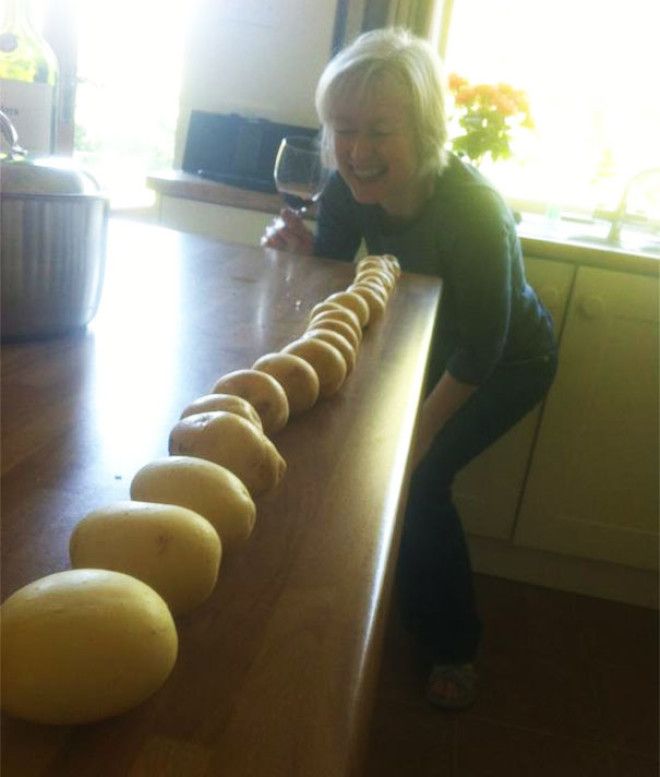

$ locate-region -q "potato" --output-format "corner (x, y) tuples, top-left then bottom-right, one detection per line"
(252, 352), (320, 416)
(211, 369), (289, 436)
(0, 569), (177, 725)
(180, 393), (262, 431)
(347, 283), (387, 321)
(306, 315), (361, 351)
(303, 327), (356, 374)
(324, 291), (370, 328)
(308, 302), (362, 341)
(131, 456), (256, 550)
(355, 268), (395, 294)
(381, 253), (401, 278)
(169, 411), (286, 496)
(70, 501), (221, 615)
(282, 337), (347, 399)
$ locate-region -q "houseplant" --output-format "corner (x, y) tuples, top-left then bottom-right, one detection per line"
(447, 73), (534, 167)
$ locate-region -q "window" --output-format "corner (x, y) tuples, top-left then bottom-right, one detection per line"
(442, 0), (660, 217)
(67, 0), (188, 209)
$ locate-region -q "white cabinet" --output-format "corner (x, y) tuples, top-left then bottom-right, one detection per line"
(514, 266), (659, 570)
(455, 257), (576, 539)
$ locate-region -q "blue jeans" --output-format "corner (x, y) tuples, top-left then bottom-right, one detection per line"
(397, 351), (558, 663)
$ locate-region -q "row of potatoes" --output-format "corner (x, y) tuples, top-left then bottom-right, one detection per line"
(0, 255), (401, 726)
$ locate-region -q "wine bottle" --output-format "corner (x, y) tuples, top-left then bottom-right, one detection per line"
(0, 0), (58, 155)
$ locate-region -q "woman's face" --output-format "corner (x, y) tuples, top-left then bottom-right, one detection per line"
(329, 75), (426, 218)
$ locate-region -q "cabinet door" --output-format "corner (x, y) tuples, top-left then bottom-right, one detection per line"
(456, 257), (575, 539)
(515, 266), (659, 569)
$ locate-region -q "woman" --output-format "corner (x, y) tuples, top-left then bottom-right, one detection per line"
(262, 28), (557, 709)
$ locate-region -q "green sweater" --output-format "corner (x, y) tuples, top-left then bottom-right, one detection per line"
(314, 154), (556, 388)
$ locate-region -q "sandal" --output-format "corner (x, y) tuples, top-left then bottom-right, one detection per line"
(426, 662), (478, 710)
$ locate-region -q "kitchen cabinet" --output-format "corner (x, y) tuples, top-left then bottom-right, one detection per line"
(454, 257), (576, 539)
(514, 266), (659, 570)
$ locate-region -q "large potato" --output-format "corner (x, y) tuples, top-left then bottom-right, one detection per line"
(252, 352), (320, 416)
(168, 411), (286, 496)
(211, 369), (289, 436)
(131, 456), (256, 550)
(0, 569), (177, 725)
(180, 393), (262, 431)
(70, 501), (222, 615)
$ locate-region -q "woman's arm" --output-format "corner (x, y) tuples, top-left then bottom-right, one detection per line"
(412, 370), (477, 468)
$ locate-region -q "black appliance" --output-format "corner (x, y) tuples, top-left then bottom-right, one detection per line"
(182, 111), (320, 194)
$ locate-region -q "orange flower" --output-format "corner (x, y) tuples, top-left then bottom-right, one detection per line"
(448, 73), (468, 93)
(454, 85), (476, 105)
(493, 93), (517, 116)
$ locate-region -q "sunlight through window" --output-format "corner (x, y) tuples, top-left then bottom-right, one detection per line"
(73, 0), (189, 208)
(443, 0), (660, 217)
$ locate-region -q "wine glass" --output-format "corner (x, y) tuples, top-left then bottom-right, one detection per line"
(273, 135), (328, 218)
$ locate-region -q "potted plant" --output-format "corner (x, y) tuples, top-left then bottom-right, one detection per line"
(448, 73), (534, 168)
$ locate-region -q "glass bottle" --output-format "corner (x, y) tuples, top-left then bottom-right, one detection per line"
(0, 0), (59, 154)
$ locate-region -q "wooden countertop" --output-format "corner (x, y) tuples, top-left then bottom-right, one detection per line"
(0, 219), (442, 777)
(147, 171), (660, 277)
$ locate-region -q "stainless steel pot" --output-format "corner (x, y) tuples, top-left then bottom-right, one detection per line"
(1, 111), (109, 340)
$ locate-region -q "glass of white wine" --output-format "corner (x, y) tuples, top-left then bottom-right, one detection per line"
(273, 135), (329, 218)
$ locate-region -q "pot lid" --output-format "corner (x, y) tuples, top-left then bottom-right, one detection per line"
(1, 110), (100, 196)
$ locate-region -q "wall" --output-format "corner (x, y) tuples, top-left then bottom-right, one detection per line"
(174, 0), (342, 165)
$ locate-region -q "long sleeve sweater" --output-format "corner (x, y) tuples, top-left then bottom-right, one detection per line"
(313, 154), (556, 390)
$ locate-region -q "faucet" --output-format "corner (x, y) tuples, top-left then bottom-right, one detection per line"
(595, 168), (660, 243)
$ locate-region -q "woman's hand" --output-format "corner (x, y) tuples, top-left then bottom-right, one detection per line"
(260, 208), (315, 255)
(412, 371), (478, 469)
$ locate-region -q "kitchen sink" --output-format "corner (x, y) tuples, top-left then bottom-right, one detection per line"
(568, 233), (660, 257)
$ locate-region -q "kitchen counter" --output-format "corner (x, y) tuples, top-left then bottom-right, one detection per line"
(0, 219), (441, 777)
(147, 171), (660, 277)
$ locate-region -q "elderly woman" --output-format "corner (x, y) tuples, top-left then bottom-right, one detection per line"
(262, 28), (557, 709)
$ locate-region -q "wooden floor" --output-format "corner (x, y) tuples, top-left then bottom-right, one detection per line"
(363, 574), (659, 776)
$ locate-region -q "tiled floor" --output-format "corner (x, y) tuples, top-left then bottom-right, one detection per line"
(363, 574), (659, 776)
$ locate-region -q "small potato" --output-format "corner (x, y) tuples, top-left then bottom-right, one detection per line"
(282, 337), (347, 399)
(308, 302), (362, 341)
(324, 291), (370, 328)
(252, 352), (320, 416)
(303, 328), (356, 374)
(211, 369), (289, 436)
(70, 501), (221, 616)
(180, 393), (262, 431)
(381, 253), (402, 278)
(131, 456), (256, 550)
(169, 411), (286, 497)
(306, 315), (360, 352)
(347, 284), (387, 321)
(355, 268), (395, 293)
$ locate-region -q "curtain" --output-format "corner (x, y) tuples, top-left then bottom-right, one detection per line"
(386, 0), (438, 38)
(362, 0), (449, 41)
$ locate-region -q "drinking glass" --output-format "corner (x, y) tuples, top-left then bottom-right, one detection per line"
(273, 135), (328, 216)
